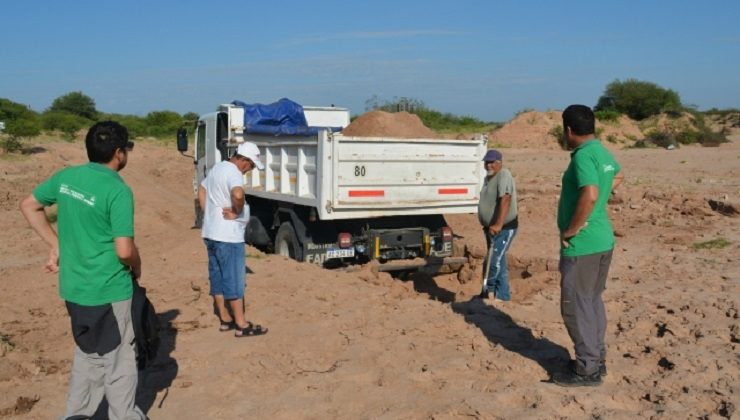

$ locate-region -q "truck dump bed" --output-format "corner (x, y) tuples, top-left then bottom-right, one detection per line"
(242, 130), (486, 220)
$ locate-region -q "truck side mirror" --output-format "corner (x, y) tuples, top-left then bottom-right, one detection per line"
(176, 128), (188, 152)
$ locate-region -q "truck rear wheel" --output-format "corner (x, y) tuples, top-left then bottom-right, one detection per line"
(275, 222), (303, 261)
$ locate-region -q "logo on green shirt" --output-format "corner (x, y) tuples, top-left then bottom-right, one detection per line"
(59, 183), (97, 207)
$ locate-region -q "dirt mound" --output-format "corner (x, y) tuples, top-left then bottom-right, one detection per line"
(598, 115), (644, 145)
(488, 110), (562, 149)
(638, 111), (701, 136)
(341, 110), (438, 138)
(490, 110), (647, 149)
(706, 112), (740, 136)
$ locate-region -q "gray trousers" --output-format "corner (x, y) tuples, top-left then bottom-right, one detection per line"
(559, 250), (613, 376)
(64, 299), (146, 420)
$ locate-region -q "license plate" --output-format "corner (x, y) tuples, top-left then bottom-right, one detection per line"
(326, 248), (355, 259)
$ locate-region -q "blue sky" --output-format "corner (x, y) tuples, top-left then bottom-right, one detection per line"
(2, 0), (739, 121)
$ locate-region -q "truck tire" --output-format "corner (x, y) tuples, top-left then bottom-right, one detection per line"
(275, 222), (303, 262)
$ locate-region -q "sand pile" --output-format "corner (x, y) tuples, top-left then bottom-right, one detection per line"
(599, 115), (644, 144)
(490, 110), (649, 149)
(707, 112), (740, 135)
(638, 111), (701, 136)
(488, 111), (562, 149)
(341, 110), (438, 138)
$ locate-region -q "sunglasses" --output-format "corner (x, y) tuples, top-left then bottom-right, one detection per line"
(124, 141), (134, 151)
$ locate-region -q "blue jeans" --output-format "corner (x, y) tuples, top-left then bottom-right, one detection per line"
(483, 228), (517, 300)
(204, 238), (245, 300)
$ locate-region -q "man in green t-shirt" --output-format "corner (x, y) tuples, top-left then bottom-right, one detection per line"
(553, 105), (624, 387)
(20, 121), (146, 418)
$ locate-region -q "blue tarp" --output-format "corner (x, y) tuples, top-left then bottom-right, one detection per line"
(232, 98), (342, 136)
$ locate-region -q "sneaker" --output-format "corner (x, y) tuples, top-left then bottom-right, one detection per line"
(568, 359), (607, 377)
(553, 370), (602, 387)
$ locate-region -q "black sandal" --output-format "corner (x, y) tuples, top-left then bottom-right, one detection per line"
(235, 322), (268, 337)
(219, 319), (235, 332)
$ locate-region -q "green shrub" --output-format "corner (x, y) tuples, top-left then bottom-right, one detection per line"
(703, 107), (740, 116)
(594, 110), (620, 123)
(3, 118), (41, 152)
(49, 92), (98, 120)
(42, 111), (91, 140)
(700, 131), (728, 146)
(100, 113), (148, 139)
(144, 110), (183, 138)
(645, 131), (677, 148)
(0, 98), (39, 122)
(675, 129), (702, 145)
(548, 125), (566, 149)
(515, 108), (535, 116)
(364, 95), (495, 132)
(595, 79), (682, 120)
(672, 127), (728, 146)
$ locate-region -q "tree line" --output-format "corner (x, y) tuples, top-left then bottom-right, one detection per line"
(0, 92), (196, 152)
(2, 80), (734, 152)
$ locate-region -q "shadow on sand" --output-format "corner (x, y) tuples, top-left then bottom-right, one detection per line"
(89, 309), (180, 419)
(136, 309), (180, 415)
(451, 297), (570, 379)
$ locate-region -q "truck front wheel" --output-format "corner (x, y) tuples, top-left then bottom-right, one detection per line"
(274, 222), (303, 262)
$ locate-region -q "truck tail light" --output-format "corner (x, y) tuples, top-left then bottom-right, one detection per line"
(338, 232), (352, 249)
(441, 226), (453, 242)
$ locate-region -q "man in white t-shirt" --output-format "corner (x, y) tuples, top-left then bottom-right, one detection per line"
(198, 142), (268, 337)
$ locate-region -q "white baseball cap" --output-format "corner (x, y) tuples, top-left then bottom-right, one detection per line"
(235, 142), (264, 170)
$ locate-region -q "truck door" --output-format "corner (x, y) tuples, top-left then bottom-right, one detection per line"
(194, 114), (220, 187)
(194, 120), (207, 187)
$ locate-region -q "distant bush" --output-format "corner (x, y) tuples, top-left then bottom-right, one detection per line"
(364, 95), (495, 132)
(645, 131), (677, 148)
(595, 79), (682, 120)
(675, 128), (728, 147)
(594, 110), (620, 123)
(548, 125), (566, 149)
(0, 98), (38, 122)
(49, 91), (98, 121)
(3, 118), (41, 152)
(515, 108), (535, 116)
(703, 107), (740, 116)
(143, 111), (183, 138)
(100, 113), (148, 139)
(0, 98), (41, 152)
(100, 111), (196, 140)
(42, 111), (91, 140)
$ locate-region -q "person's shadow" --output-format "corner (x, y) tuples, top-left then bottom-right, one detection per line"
(136, 309), (180, 414)
(404, 270), (456, 303)
(88, 309), (180, 419)
(451, 298), (569, 379)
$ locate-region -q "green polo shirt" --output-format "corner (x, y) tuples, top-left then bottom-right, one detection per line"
(33, 163), (134, 305)
(557, 139), (620, 257)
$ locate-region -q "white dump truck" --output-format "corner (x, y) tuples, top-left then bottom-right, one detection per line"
(177, 100), (486, 268)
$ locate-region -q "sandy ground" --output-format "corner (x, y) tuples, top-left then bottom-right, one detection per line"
(0, 135), (738, 419)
